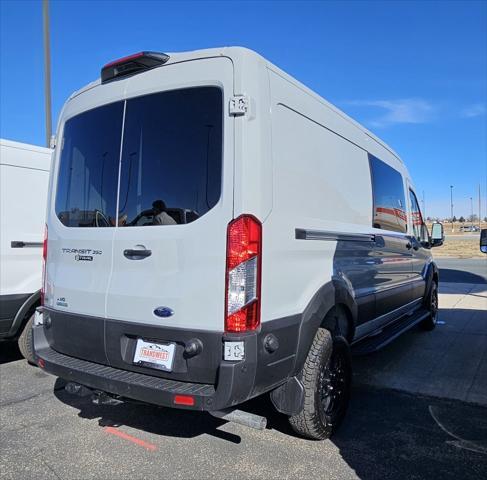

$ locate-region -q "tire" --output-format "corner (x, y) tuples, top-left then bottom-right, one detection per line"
(289, 328), (352, 440)
(18, 314), (35, 363)
(420, 281), (438, 331)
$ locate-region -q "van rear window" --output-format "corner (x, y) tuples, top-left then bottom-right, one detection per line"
(118, 87), (222, 227)
(55, 102), (123, 227)
(55, 87), (223, 227)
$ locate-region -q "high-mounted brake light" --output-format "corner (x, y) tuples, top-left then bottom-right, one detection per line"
(101, 51), (170, 84)
(225, 215), (262, 333)
(41, 225), (47, 306)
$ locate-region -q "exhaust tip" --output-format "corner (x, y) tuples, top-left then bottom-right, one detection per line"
(210, 408), (267, 430)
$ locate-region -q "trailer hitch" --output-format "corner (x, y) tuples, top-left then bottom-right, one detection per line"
(65, 382), (123, 406)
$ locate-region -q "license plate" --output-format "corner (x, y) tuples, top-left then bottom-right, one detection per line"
(224, 341), (245, 361)
(133, 339), (175, 371)
(34, 309), (44, 326)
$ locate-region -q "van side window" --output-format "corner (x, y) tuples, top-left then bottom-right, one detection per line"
(55, 102), (123, 227)
(409, 189), (427, 242)
(369, 155), (407, 233)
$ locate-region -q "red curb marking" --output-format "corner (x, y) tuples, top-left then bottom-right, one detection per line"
(104, 426), (157, 451)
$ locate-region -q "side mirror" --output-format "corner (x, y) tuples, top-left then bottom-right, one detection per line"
(481, 229), (487, 254)
(430, 222), (444, 247)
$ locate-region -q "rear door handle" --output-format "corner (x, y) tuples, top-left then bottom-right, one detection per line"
(123, 249), (152, 260)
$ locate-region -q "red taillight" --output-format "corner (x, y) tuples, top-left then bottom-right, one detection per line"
(225, 215), (262, 333)
(41, 225), (47, 306)
(174, 395), (195, 406)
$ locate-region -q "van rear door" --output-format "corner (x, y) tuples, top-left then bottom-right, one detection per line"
(105, 58), (234, 369)
(47, 101), (124, 363)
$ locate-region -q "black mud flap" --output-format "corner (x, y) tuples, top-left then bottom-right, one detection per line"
(270, 376), (305, 416)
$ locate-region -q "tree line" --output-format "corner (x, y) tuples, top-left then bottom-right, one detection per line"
(426, 215), (487, 223)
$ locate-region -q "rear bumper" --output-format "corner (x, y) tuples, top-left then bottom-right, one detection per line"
(34, 325), (216, 409)
(33, 311), (300, 411)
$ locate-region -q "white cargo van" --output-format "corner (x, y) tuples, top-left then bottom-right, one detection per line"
(33, 48), (444, 439)
(0, 139), (51, 361)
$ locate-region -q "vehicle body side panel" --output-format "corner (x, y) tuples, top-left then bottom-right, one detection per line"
(372, 234), (415, 317)
(262, 70), (374, 330)
(0, 141), (51, 338)
(0, 153), (50, 298)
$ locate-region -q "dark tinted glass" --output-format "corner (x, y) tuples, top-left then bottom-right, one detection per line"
(409, 189), (426, 241)
(369, 155), (407, 233)
(118, 87), (223, 226)
(55, 102), (123, 227)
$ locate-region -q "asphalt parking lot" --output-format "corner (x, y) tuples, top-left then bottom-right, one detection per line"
(1, 258), (486, 480)
(434, 257), (487, 284)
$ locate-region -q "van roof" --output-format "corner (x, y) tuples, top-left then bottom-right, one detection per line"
(70, 46), (402, 164)
(0, 138), (52, 154)
(0, 138), (52, 170)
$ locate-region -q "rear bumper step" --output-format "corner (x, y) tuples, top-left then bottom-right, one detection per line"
(35, 333), (215, 410)
(33, 308), (302, 413)
(32, 323), (275, 412)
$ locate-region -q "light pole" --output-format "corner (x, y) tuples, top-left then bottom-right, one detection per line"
(43, 0), (52, 147)
(470, 197), (474, 225)
(450, 185), (454, 231)
(479, 184), (482, 229)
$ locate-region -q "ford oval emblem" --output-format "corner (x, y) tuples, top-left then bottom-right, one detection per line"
(154, 307), (174, 318)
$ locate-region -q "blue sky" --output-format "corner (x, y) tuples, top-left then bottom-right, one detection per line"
(1, 0), (486, 218)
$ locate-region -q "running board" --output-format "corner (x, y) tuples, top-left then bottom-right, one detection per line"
(352, 309), (430, 355)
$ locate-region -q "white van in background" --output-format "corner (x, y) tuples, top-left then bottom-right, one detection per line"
(0, 139), (51, 361)
(33, 48), (444, 439)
